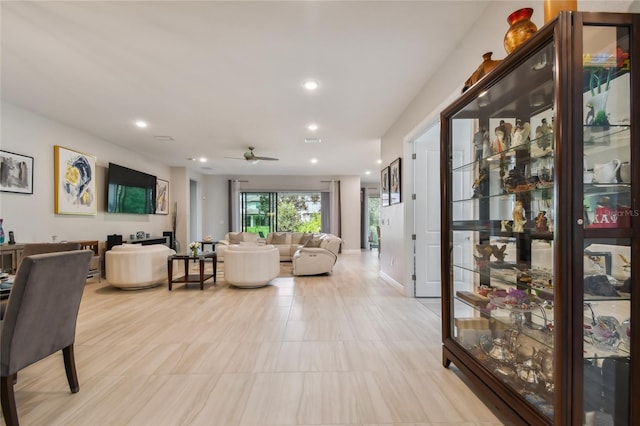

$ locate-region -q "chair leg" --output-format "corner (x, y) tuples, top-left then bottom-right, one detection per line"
(62, 345), (79, 393)
(1, 374), (19, 426)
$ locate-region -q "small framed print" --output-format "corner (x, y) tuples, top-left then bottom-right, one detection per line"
(381, 166), (390, 207)
(390, 157), (402, 205)
(156, 178), (169, 215)
(0, 150), (34, 194)
(54, 145), (97, 215)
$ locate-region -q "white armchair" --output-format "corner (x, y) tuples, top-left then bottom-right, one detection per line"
(224, 244), (280, 288)
(216, 232), (259, 261)
(292, 234), (342, 276)
(106, 244), (176, 289)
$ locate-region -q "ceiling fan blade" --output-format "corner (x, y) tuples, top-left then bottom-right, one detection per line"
(254, 156), (279, 161)
(224, 156), (247, 160)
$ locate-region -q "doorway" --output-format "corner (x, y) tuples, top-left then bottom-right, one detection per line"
(413, 122), (441, 297)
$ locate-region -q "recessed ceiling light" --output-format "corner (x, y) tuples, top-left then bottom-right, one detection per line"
(376, 159), (382, 164)
(310, 158), (318, 164)
(365, 171), (371, 175)
(307, 123), (318, 131)
(302, 79), (319, 91)
(135, 120), (148, 128)
(198, 157), (207, 163)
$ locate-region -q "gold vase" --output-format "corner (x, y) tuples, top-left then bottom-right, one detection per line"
(544, 0), (576, 23)
(504, 8), (538, 54)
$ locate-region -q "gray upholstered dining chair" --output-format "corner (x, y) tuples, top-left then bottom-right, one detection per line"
(17, 242), (82, 269)
(1, 249), (92, 426)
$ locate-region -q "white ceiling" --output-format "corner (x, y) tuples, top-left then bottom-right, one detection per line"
(1, 1), (490, 183)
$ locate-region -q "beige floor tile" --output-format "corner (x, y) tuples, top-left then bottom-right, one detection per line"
(4, 251), (508, 426)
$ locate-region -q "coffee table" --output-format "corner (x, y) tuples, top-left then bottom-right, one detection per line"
(167, 251), (217, 290)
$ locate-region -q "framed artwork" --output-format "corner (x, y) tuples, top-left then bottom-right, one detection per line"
(390, 157), (402, 205)
(381, 166), (390, 207)
(0, 150), (33, 194)
(54, 145), (97, 215)
(155, 178), (169, 214)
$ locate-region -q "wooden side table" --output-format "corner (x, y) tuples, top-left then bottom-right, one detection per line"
(167, 251), (217, 290)
(200, 240), (217, 252)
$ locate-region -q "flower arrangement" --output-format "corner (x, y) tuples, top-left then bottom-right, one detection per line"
(188, 241), (200, 256)
(583, 47), (630, 128)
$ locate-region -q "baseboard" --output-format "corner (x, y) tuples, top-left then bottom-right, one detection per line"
(380, 271), (404, 294)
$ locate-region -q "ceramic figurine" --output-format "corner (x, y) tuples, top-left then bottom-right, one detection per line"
(472, 167), (488, 198)
(512, 118), (531, 148)
(536, 118), (552, 150)
(493, 129), (506, 154)
(513, 200), (527, 232)
(473, 126), (489, 162)
(535, 211), (549, 232)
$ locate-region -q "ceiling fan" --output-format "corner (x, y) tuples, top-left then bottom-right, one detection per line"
(226, 147), (279, 164)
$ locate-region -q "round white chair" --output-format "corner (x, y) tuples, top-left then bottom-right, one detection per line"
(223, 244), (280, 288)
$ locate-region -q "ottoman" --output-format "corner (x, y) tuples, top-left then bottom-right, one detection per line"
(224, 244), (280, 288)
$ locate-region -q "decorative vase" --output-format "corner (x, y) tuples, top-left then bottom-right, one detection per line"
(543, 0), (577, 24)
(504, 8), (538, 54)
(0, 219), (4, 244)
(191, 249), (198, 257)
(462, 52), (503, 93)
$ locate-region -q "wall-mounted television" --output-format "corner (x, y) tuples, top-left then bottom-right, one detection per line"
(106, 163), (156, 214)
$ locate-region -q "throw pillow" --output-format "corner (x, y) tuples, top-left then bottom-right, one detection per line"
(299, 233), (313, 246)
(304, 237), (323, 248)
(271, 233), (288, 244)
(228, 232), (243, 244)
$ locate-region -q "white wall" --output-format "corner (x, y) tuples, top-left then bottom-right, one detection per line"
(0, 102), (361, 253)
(379, 0), (640, 294)
(1, 101), (175, 245)
(200, 174), (362, 251)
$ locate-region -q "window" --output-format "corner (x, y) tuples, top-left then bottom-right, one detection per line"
(241, 192), (321, 234)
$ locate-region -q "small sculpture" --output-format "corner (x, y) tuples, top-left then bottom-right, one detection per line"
(513, 200), (527, 232)
(536, 118), (552, 150)
(473, 126), (489, 162)
(535, 211), (549, 232)
(474, 243), (493, 268)
(501, 220), (512, 232)
(493, 129), (506, 154)
(512, 118), (531, 148)
(490, 244), (508, 263)
(472, 167), (489, 198)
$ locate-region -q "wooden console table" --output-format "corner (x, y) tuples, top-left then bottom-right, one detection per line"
(0, 244), (25, 273)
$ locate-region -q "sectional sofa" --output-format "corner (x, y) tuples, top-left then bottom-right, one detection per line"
(216, 231), (342, 275)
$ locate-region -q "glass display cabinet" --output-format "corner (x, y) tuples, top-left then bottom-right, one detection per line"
(440, 12), (638, 425)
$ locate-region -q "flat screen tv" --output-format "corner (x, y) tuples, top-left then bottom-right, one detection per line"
(106, 163), (156, 214)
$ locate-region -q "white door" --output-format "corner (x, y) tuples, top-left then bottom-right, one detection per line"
(414, 121), (473, 297)
(414, 123), (442, 297)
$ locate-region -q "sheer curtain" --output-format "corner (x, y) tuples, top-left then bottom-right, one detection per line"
(228, 179), (241, 232)
(319, 180), (341, 237)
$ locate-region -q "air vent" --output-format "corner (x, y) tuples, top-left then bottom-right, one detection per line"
(304, 138), (322, 144)
(153, 135), (174, 142)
